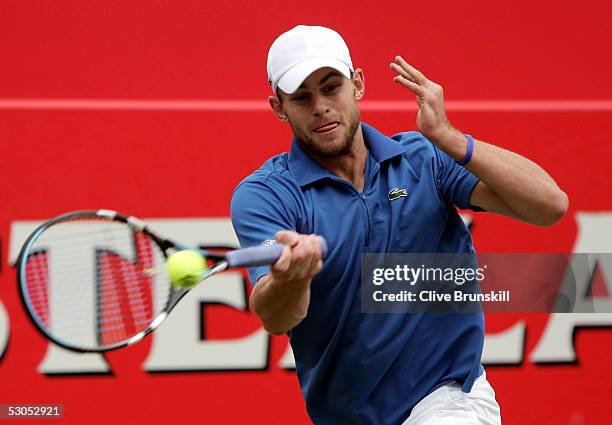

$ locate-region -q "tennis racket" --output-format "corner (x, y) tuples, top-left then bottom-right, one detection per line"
(16, 209), (327, 353)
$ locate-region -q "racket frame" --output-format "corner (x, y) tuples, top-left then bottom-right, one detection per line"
(16, 209), (230, 353)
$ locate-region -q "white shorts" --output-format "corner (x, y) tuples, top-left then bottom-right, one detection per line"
(401, 370), (501, 425)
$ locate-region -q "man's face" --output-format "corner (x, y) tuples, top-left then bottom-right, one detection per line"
(274, 68), (363, 159)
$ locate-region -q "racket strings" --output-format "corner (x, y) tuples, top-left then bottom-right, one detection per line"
(25, 261), (165, 318)
(25, 252), (161, 306)
(24, 251), (50, 326)
(22, 218), (171, 349)
(98, 239), (154, 344)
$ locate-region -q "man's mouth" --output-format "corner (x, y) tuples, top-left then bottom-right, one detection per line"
(313, 122), (340, 134)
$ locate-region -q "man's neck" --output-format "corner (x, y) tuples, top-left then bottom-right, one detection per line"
(314, 126), (368, 192)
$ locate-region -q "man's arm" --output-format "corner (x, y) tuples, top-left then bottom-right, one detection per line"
(250, 231), (323, 335)
(465, 138), (567, 226)
(230, 181), (323, 334)
(390, 56), (568, 226)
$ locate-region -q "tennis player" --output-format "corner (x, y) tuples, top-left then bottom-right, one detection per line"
(230, 25), (568, 425)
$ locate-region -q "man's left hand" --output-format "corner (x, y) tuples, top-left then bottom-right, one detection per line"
(390, 55), (458, 144)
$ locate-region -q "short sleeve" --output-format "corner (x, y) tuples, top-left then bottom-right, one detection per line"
(433, 145), (482, 211)
(230, 179), (297, 285)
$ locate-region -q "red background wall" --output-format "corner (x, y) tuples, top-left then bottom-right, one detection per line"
(1, 1), (611, 424)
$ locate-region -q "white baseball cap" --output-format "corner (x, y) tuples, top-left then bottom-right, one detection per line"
(267, 25), (354, 95)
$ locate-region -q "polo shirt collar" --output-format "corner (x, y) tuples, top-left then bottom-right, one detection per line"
(361, 122), (405, 162)
(288, 122), (405, 187)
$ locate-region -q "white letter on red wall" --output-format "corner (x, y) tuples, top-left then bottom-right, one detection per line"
(0, 301), (9, 360)
(143, 219), (268, 371)
(531, 212), (612, 363)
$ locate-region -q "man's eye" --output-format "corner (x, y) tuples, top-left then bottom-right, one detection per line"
(324, 84), (339, 93)
(292, 94), (308, 102)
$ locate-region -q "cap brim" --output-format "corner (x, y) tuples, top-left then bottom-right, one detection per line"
(276, 57), (352, 94)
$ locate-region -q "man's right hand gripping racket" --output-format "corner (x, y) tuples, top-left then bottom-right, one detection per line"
(15, 210), (327, 353)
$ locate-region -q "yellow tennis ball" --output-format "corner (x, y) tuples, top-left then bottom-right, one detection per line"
(166, 250), (206, 288)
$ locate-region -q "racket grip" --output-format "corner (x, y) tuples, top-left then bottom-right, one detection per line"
(226, 236), (328, 268)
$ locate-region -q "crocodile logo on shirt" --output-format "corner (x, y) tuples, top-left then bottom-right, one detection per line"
(388, 187), (408, 201)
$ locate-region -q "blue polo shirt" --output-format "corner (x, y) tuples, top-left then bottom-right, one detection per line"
(230, 123), (484, 425)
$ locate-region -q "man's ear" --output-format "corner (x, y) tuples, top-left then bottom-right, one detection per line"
(268, 96), (289, 122)
(352, 68), (365, 101)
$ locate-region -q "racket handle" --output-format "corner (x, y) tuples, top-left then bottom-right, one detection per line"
(226, 236), (328, 268)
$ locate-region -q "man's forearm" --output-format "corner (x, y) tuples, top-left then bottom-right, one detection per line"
(389, 57), (568, 226)
(250, 274), (312, 335)
(432, 128), (569, 226)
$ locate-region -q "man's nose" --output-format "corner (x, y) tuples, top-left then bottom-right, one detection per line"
(312, 95), (330, 116)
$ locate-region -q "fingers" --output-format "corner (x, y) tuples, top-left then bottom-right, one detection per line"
(275, 230), (300, 247)
(390, 56), (444, 101)
(288, 235), (323, 280)
(392, 55), (427, 83)
(271, 232), (324, 282)
(390, 62), (417, 84)
(390, 58), (428, 97)
(393, 74), (425, 96)
(272, 244), (293, 274)
(389, 55), (450, 141)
